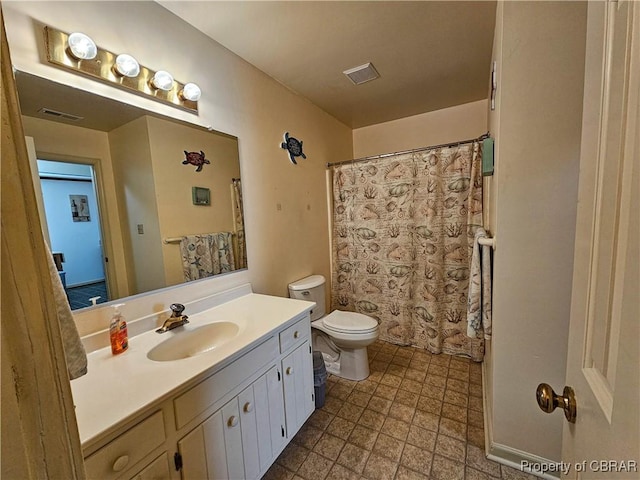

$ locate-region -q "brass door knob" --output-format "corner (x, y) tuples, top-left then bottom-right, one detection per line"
(536, 383), (577, 423)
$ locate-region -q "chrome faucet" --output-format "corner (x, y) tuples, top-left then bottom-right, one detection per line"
(156, 303), (189, 333)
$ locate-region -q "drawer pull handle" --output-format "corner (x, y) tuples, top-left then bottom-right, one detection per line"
(227, 415), (239, 428)
(112, 455), (129, 472)
(286, 367), (293, 375)
(243, 402), (253, 413)
(293, 331), (299, 339)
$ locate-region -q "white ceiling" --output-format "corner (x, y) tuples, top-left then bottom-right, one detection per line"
(159, 1), (497, 129)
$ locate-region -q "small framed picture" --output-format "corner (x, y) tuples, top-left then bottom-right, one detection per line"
(70, 194), (90, 222)
(192, 186), (211, 206)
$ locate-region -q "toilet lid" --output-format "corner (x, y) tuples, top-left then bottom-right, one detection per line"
(323, 310), (378, 334)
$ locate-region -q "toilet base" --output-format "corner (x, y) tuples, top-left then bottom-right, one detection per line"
(312, 331), (371, 381)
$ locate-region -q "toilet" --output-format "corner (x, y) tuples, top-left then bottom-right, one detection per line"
(288, 275), (379, 381)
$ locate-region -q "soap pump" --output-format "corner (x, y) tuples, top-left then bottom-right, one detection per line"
(109, 303), (128, 355)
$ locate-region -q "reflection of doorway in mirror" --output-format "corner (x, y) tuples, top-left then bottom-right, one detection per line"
(36, 158), (110, 310)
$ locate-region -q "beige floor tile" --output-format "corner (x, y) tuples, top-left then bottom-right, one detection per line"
(434, 433), (466, 463)
(404, 368), (427, 382)
(362, 452), (399, 480)
(368, 395), (392, 415)
(438, 417), (466, 441)
(359, 408), (386, 431)
(395, 389), (420, 408)
(416, 395), (443, 415)
(325, 463), (360, 480)
(269, 342), (494, 480)
(277, 443), (311, 472)
(395, 465), (430, 480)
(382, 416), (410, 441)
(313, 433), (345, 461)
(465, 466), (501, 480)
(500, 465), (539, 480)
(430, 454), (465, 480)
(293, 424), (324, 450)
(296, 451), (333, 480)
(406, 424), (437, 451)
(388, 402), (415, 424)
(441, 402), (467, 424)
(412, 409), (440, 433)
(400, 443), (433, 474)
(372, 432), (405, 462)
(348, 424), (379, 450)
(336, 442), (370, 474)
(263, 463), (295, 480)
(380, 373), (403, 388)
(346, 390), (372, 408)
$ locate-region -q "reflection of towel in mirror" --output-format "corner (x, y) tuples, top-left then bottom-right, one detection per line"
(467, 228), (492, 340)
(180, 233), (236, 281)
(45, 243), (88, 379)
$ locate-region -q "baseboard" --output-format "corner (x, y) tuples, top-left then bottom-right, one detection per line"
(487, 443), (561, 480)
(482, 361), (560, 480)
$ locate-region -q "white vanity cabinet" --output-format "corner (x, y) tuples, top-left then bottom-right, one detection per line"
(174, 313), (313, 480)
(75, 296), (315, 480)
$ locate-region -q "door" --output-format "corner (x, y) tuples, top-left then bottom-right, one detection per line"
(561, 1), (639, 478)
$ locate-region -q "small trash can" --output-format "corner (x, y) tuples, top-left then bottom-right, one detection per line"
(312, 351), (328, 409)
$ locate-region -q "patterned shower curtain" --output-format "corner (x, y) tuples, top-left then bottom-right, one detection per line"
(180, 233), (236, 281)
(232, 179), (247, 269)
(330, 141), (485, 361)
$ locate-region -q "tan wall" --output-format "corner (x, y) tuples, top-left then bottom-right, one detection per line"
(20, 116), (130, 298)
(146, 116), (241, 286)
(352, 100), (488, 158)
(487, 1), (586, 462)
(4, 1), (353, 303)
(109, 117), (165, 295)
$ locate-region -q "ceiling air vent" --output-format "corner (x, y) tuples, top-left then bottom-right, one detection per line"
(343, 62), (380, 85)
(38, 108), (84, 121)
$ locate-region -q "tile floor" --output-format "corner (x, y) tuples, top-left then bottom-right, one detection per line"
(66, 280), (109, 310)
(263, 340), (537, 480)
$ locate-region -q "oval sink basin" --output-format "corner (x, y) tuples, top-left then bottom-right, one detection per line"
(147, 322), (239, 362)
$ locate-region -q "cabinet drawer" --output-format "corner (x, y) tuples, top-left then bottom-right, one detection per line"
(131, 453), (171, 480)
(174, 336), (278, 429)
(279, 317), (309, 353)
(84, 411), (165, 480)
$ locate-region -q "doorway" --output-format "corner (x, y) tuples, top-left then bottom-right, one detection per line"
(37, 159), (110, 309)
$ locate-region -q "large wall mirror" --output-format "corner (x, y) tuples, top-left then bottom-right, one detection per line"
(16, 72), (247, 310)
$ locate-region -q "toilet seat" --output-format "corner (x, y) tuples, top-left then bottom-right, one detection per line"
(322, 310), (378, 334)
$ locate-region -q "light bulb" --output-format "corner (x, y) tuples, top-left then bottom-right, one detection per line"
(180, 83), (201, 102)
(67, 32), (97, 60)
(114, 54), (140, 77)
(150, 70), (174, 91)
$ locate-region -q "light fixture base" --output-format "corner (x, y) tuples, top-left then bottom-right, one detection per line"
(44, 26), (198, 114)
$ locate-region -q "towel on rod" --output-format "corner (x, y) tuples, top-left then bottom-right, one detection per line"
(45, 242), (87, 379)
(467, 228), (493, 340)
(180, 232), (236, 281)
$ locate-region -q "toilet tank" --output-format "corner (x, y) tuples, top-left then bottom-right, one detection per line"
(288, 275), (326, 321)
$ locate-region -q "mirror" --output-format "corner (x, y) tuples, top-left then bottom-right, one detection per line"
(16, 72), (247, 309)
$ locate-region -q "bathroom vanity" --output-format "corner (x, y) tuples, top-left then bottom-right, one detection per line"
(71, 288), (316, 480)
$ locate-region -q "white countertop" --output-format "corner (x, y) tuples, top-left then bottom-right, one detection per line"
(71, 293), (314, 449)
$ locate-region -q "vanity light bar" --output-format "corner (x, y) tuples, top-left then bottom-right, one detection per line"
(43, 26), (199, 114)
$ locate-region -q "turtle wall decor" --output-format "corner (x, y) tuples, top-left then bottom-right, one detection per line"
(183, 150), (210, 172)
(281, 132), (306, 165)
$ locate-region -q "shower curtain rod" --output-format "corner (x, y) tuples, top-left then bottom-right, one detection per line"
(326, 132), (490, 168)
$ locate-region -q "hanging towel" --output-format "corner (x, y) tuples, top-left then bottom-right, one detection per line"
(45, 243), (87, 379)
(180, 232), (236, 281)
(467, 228), (493, 340)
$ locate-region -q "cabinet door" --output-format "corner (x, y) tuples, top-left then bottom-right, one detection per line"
(177, 423), (209, 480)
(266, 366), (286, 456)
(238, 386), (260, 480)
(220, 400), (244, 480)
(281, 340), (314, 438)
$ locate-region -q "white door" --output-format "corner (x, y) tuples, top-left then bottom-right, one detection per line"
(560, 1), (639, 478)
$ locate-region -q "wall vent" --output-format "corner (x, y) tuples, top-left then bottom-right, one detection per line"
(343, 62), (380, 85)
(38, 107), (83, 121)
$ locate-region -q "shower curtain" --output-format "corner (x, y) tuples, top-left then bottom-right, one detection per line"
(330, 141), (485, 361)
(231, 179), (247, 269)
